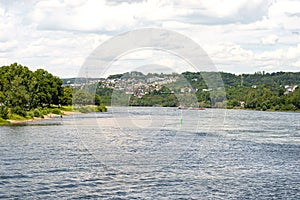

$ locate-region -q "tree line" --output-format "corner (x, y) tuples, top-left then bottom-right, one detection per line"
(183, 71), (300, 111)
(0, 63), (105, 121)
(0, 63), (67, 109)
(94, 71), (300, 111)
(1, 63), (299, 121)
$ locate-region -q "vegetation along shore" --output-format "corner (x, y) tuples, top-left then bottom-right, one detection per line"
(1, 63), (299, 125)
(64, 70), (300, 112)
(0, 63), (107, 125)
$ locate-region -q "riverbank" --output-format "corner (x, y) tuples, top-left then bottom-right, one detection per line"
(226, 106), (300, 113)
(0, 105), (108, 126)
(6, 111), (82, 125)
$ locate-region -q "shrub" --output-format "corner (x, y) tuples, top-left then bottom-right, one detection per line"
(8, 113), (27, 120)
(51, 108), (61, 115)
(0, 117), (10, 125)
(60, 106), (73, 112)
(78, 106), (94, 113)
(33, 109), (41, 117)
(281, 104), (297, 111)
(0, 106), (9, 119)
(27, 111), (34, 118)
(11, 106), (27, 117)
(96, 104), (107, 112)
(41, 108), (49, 115)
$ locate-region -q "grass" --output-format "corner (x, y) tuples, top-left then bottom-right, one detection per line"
(1, 105), (108, 125)
(60, 106), (74, 112)
(8, 114), (28, 120)
(0, 117), (10, 125)
(75, 106), (96, 113)
(49, 108), (62, 115)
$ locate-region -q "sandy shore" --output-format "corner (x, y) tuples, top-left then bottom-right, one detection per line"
(7, 111), (82, 125)
(62, 111), (82, 116)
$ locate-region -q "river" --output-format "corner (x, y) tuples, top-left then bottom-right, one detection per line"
(0, 108), (299, 199)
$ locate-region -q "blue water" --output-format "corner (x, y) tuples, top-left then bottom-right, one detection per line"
(0, 108), (299, 199)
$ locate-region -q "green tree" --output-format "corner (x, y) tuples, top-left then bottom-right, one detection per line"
(73, 89), (94, 105)
(60, 86), (73, 105)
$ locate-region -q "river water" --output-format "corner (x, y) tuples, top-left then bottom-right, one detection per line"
(0, 108), (299, 199)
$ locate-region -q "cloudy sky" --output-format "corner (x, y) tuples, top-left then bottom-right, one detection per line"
(0, 0), (300, 77)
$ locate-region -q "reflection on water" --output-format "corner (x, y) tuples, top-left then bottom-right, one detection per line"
(0, 108), (299, 199)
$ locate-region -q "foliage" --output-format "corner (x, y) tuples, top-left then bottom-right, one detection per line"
(1, 63), (300, 116)
(76, 106), (95, 113)
(11, 106), (27, 117)
(41, 107), (49, 115)
(8, 113), (27, 120)
(0, 63), (63, 109)
(95, 71), (300, 111)
(0, 118), (10, 125)
(60, 86), (72, 105)
(33, 109), (42, 117)
(0, 106), (9, 119)
(27, 111), (35, 118)
(73, 89), (94, 105)
(95, 104), (107, 112)
(51, 108), (61, 115)
(60, 106), (74, 112)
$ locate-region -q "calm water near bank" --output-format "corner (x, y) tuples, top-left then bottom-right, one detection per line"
(0, 108), (299, 199)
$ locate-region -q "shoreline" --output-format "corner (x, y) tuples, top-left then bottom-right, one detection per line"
(6, 111), (82, 125)
(2, 106), (299, 126)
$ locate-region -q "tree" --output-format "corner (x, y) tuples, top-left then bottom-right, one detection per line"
(0, 63), (66, 109)
(73, 89), (94, 105)
(33, 69), (63, 107)
(60, 86), (73, 105)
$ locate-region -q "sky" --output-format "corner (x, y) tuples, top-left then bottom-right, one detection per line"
(0, 0), (300, 78)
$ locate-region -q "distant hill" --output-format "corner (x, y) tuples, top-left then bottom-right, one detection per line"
(63, 71), (300, 88)
(50, 70), (300, 111)
(182, 71), (300, 88)
(61, 77), (101, 85)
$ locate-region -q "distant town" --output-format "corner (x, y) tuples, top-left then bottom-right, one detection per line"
(62, 71), (299, 100)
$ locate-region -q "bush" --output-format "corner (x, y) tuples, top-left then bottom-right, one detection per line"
(95, 104), (107, 112)
(41, 108), (49, 115)
(60, 106), (73, 112)
(0, 106), (9, 119)
(8, 113), (27, 120)
(27, 111), (34, 118)
(33, 109), (41, 117)
(0, 117), (10, 125)
(262, 105), (267, 111)
(51, 108), (61, 115)
(11, 106), (27, 117)
(281, 104), (297, 111)
(77, 106), (94, 113)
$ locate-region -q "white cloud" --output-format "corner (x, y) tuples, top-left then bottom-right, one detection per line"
(0, 40), (18, 51)
(0, 6), (4, 17)
(268, 0), (300, 30)
(258, 44), (300, 60)
(30, 0), (140, 32)
(292, 60), (300, 68)
(176, 0), (272, 25)
(28, 0), (273, 33)
(0, 0), (300, 77)
(261, 34), (279, 45)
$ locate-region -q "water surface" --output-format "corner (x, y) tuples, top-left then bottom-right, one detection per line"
(0, 108), (299, 199)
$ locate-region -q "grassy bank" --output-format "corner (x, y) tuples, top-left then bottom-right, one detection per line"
(0, 105), (107, 125)
(0, 118), (10, 125)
